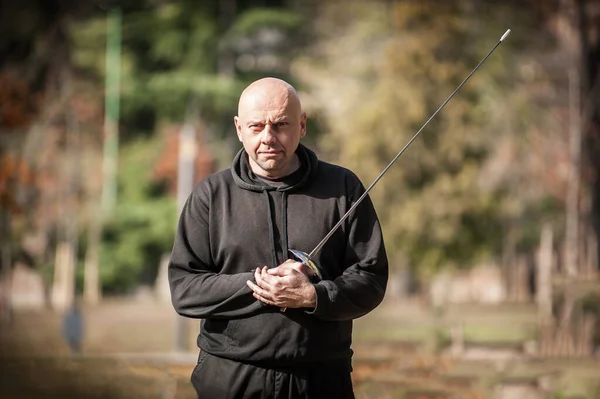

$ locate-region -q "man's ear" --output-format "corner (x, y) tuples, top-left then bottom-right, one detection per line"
(234, 116), (243, 142)
(300, 112), (307, 138)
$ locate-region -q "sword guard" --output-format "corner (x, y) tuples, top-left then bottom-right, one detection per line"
(288, 249), (323, 282)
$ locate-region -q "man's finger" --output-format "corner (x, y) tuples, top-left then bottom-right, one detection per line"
(267, 261), (298, 276)
(252, 290), (285, 308)
(247, 280), (274, 302)
(266, 267), (286, 276)
(267, 261), (314, 278)
(254, 268), (261, 286)
(294, 262), (312, 276)
(257, 266), (281, 290)
(252, 292), (270, 305)
(260, 268), (285, 284)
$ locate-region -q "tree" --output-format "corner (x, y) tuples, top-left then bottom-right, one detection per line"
(533, 0), (600, 273)
(293, 0), (560, 276)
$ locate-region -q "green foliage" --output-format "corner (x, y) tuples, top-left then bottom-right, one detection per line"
(99, 137), (176, 293)
(225, 8), (302, 39)
(70, 3), (305, 142)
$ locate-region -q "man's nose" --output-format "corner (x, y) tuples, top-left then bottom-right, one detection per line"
(261, 125), (277, 144)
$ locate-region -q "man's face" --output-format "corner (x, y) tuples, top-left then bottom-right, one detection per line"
(234, 87), (306, 179)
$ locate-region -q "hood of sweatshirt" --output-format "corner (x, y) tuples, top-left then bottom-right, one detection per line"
(231, 143), (318, 193)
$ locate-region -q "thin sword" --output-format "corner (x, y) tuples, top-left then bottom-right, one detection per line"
(290, 29), (512, 275)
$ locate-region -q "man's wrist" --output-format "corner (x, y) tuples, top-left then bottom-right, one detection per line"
(304, 283), (317, 309)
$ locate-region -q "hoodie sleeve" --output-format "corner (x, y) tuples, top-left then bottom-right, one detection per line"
(307, 181), (388, 321)
(168, 183), (263, 319)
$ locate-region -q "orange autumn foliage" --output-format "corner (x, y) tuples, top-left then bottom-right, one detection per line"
(0, 154), (35, 213)
(152, 124), (216, 196)
(0, 73), (43, 132)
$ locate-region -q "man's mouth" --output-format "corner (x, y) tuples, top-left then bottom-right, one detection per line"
(260, 150), (281, 156)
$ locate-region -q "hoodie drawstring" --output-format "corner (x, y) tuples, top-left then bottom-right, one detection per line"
(264, 190), (278, 268)
(263, 190), (290, 268)
(281, 192), (288, 260)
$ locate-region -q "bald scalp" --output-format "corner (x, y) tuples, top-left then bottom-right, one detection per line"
(237, 77), (302, 119)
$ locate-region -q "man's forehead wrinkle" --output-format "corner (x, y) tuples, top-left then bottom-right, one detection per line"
(245, 109), (292, 124)
(246, 114), (289, 124)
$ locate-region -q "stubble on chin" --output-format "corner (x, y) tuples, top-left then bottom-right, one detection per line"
(258, 159), (283, 173)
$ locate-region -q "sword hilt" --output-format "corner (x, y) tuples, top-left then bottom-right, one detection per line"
(288, 249), (323, 282)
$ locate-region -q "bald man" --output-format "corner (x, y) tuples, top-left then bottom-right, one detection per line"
(169, 78), (388, 399)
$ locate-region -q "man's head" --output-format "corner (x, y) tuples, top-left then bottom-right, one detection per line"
(234, 77), (307, 179)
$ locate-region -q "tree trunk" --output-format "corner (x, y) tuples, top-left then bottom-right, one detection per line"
(577, 0), (600, 272)
(565, 66), (582, 277)
(83, 217), (101, 305)
(0, 211), (12, 322)
(218, 0), (237, 77)
(51, 241), (75, 312)
(536, 224), (554, 324)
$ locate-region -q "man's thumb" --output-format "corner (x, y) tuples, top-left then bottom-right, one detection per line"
(267, 267), (285, 276)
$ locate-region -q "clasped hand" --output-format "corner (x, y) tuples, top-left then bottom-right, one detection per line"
(246, 260), (317, 310)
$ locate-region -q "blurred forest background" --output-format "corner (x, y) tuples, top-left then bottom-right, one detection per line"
(0, 0), (596, 302)
(2, 0), (600, 398)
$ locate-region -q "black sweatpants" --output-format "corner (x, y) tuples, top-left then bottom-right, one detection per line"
(191, 351), (355, 399)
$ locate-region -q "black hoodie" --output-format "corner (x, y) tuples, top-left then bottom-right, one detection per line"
(168, 144), (388, 368)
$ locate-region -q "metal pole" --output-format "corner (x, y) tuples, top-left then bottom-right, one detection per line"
(101, 7), (122, 216)
(85, 8), (122, 305)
